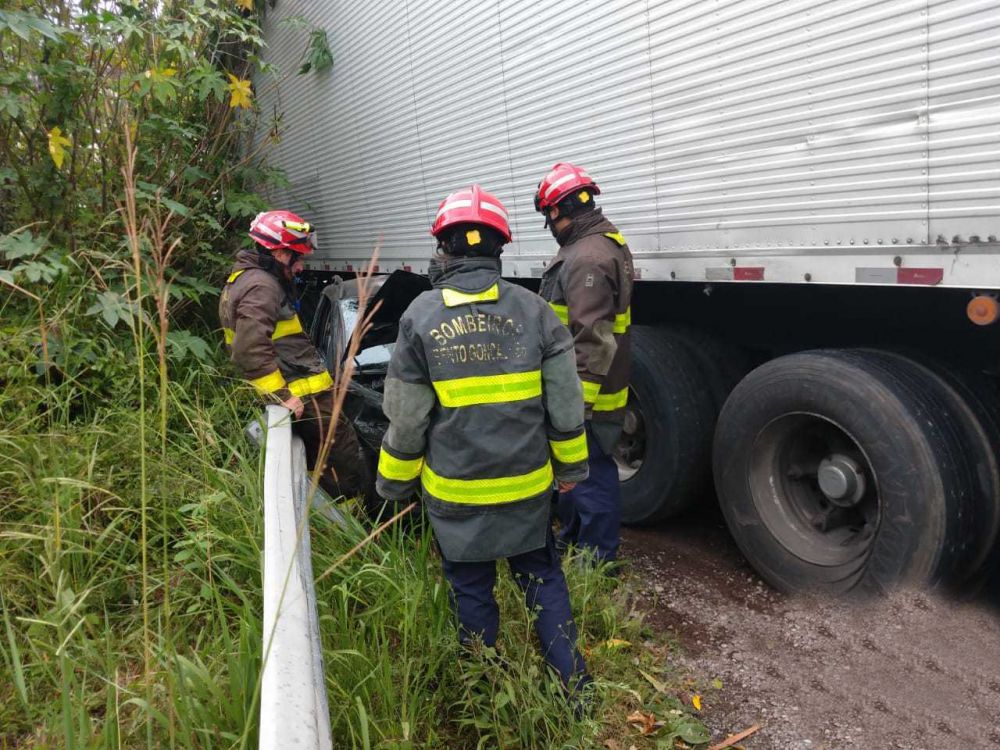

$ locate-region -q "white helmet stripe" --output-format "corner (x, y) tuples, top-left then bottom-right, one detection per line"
(544, 172), (579, 198)
(435, 199), (472, 219)
(480, 201), (508, 220)
(253, 223), (282, 240)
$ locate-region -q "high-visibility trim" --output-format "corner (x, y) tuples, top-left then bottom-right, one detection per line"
(480, 201), (509, 220)
(421, 461), (554, 505)
(614, 307), (631, 334)
(544, 172), (579, 198)
(227, 269), (246, 283)
(603, 231), (627, 246)
(549, 433), (588, 464)
(594, 387), (628, 411)
(222, 315), (303, 346)
(250, 369), (287, 395)
(272, 316), (304, 339)
(581, 380), (601, 404)
(550, 303), (569, 325)
(287, 370), (334, 397)
(441, 284), (499, 308)
(378, 448), (423, 481)
(435, 198), (472, 218)
(551, 302), (629, 333)
(433, 370), (542, 408)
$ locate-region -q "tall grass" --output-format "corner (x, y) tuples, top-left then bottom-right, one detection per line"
(0, 243), (709, 749)
(1, 347), (712, 749)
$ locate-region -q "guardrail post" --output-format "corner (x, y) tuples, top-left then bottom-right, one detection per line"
(259, 405), (333, 749)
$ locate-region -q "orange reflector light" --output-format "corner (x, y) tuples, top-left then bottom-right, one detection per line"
(967, 295), (1000, 326)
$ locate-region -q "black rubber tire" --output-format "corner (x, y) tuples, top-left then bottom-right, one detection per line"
(661, 324), (753, 417)
(864, 351), (1000, 587)
(713, 349), (971, 594)
(620, 326), (716, 524)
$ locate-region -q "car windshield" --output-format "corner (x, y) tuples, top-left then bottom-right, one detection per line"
(340, 297), (394, 368)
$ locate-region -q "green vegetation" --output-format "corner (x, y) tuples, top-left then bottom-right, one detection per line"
(1, 2), (711, 748)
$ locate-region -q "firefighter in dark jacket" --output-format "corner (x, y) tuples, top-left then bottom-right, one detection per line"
(219, 210), (365, 501)
(535, 163), (634, 565)
(375, 185), (591, 693)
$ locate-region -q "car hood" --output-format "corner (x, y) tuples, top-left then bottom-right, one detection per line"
(356, 270), (431, 351)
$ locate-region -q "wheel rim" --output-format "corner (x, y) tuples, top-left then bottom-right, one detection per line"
(749, 413), (880, 567)
(614, 389), (645, 481)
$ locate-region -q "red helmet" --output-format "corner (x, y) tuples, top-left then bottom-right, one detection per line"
(431, 184), (512, 243)
(534, 162), (600, 212)
(248, 210), (316, 254)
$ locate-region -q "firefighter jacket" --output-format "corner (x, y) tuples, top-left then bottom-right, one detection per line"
(218, 249), (333, 401)
(375, 255), (589, 562)
(539, 208), (633, 428)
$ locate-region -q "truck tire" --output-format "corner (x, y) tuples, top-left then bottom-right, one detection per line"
(864, 351), (1000, 587)
(663, 324), (753, 416)
(713, 349), (971, 594)
(618, 326), (715, 524)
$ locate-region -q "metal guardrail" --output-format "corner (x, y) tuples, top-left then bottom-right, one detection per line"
(258, 405), (333, 750)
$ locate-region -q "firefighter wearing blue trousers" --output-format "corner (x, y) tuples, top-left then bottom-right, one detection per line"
(375, 184), (591, 695)
(535, 163), (634, 565)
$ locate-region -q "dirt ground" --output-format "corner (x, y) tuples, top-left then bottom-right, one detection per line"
(621, 508), (1000, 750)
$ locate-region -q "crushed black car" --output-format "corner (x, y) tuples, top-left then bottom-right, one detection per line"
(305, 271), (431, 480)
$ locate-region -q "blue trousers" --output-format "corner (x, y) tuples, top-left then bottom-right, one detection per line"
(440, 534), (589, 690)
(557, 426), (621, 563)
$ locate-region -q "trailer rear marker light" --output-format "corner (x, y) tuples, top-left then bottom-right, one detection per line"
(967, 295), (1000, 326)
(856, 268), (943, 285)
(705, 267), (765, 281)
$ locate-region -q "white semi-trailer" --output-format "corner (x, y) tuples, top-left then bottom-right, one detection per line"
(257, 0), (1000, 594)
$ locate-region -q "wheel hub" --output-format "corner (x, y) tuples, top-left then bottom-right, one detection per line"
(817, 454), (866, 507)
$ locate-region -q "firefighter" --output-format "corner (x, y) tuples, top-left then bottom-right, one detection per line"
(219, 210), (366, 502)
(375, 185), (591, 695)
(534, 163), (634, 565)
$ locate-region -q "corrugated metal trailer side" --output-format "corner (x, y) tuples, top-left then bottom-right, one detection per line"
(256, 0), (999, 288)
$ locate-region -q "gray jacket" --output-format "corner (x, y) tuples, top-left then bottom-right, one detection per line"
(376, 255), (588, 562)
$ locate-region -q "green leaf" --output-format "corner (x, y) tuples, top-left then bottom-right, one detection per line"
(86, 291), (133, 329)
(674, 717), (711, 745)
(166, 330), (213, 362)
(161, 197), (190, 217)
(299, 29), (333, 75)
(0, 10), (68, 43)
(223, 191), (267, 218)
(0, 232), (45, 260)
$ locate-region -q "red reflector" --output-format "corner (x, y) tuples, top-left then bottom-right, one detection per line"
(346, 264), (354, 272)
(372, 265), (379, 273)
(734, 267), (765, 281)
(897, 268), (942, 285)
(403, 265), (412, 272)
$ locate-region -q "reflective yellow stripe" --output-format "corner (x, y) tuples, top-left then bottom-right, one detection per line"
(272, 316), (304, 339)
(581, 380), (601, 404)
(441, 284), (500, 307)
(613, 306), (631, 334)
(433, 370), (542, 408)
(226, 316), (304, 347)
(287, 370), (334, 397)
(552, 302), (628, 333)
(249, 369), (286, 395)
(550, 433), (588, 464)
(378, 448), (423, 481)
(421, 462), (554, 505)
(227, 269), (246, 283)
(594, 387), (628, 411)
(550, 303), (569, 325)
(603, 231), (626, 246)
